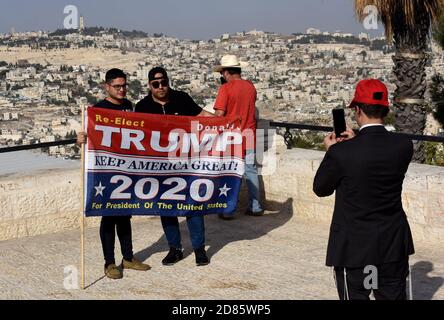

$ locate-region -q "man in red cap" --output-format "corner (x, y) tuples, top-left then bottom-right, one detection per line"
(313, 79), (415, 300)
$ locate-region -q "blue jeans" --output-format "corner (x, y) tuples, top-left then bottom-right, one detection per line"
(161, 215), (205, 250)
(245, 150), (263, 213)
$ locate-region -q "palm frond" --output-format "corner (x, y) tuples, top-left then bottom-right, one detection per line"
(355, 0), (444, 41)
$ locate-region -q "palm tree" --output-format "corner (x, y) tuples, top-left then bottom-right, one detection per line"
(355, 0), (444, 161)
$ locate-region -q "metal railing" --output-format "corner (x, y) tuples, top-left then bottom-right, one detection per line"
(1, 122), (444, 153)
(0, 139), (77, 154)
(269, 122), (444, 149)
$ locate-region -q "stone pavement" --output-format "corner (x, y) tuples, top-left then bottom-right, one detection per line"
(1, 199), (443, 300)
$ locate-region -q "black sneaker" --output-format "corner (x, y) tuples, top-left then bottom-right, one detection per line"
(194, 246), (210, 266)
(218, 214), (235, 220)
(245, 210), (264, 216)
(162, 247), (184, 266)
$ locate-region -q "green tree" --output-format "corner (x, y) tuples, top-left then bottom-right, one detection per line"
(425, 142), (444, 166)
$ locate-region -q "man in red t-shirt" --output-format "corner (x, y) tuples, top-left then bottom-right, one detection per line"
(214, 55), (264, 219)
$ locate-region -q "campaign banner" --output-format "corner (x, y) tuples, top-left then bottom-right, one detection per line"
(84, 107), (245, 217)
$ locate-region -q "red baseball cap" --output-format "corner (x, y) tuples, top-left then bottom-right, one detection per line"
(349, 79), (389, 108)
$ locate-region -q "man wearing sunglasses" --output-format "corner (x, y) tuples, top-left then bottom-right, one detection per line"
(135, 67), (213, 267)
(135, 67), (212, 117)
(77, 68), (151, 279)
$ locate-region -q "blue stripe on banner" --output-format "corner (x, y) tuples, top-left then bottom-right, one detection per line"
(85, 173), (242, 217)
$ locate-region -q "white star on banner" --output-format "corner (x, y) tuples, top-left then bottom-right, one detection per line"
(219, 184), (231, 197)
(94, 182), (106, 197)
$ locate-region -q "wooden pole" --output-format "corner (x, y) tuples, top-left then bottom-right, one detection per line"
(80, 106), (86, 290)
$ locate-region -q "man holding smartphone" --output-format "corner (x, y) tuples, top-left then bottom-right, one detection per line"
(313, 79), (415, 300)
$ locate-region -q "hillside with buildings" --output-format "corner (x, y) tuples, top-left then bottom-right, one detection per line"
(1, 27), (444, 158)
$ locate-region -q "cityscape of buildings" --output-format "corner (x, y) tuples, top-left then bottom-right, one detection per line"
(1, 24), (444, 158)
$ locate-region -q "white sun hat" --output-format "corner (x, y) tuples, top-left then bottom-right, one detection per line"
(214, 54), (249, 72)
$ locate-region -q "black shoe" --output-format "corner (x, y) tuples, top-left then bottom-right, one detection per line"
(194, 246), (210, 266)
(218, 214), (235, 221)
(245, 210), (264, 216)
(162, 247), (184, 266)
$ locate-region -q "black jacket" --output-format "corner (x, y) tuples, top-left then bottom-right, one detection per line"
(135, 89), (202, 116)
(313, 126), (415, 268)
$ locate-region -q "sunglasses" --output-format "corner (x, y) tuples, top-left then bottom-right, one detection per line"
(150, 79), (169, 89)
(109, 84), (127, 91)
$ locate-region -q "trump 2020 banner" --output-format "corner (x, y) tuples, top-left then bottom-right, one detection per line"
(84, 107), (245, 217)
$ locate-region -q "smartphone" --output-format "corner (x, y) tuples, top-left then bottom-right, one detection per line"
(332, 109), (346, 137)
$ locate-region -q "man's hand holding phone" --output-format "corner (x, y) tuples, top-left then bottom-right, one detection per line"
(324, 132), (338, 151)
(324, 126), (355, 151)
(326, 108), (356, 150)
(336, 126), (355, 142)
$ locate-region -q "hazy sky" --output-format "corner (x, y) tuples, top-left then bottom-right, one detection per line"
(0, 0), (383, 39)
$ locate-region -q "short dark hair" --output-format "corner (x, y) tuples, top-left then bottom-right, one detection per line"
(223, 67), (241, 75)
(105, 68), (126, 83)
(149, 67), (168, 81)
(355, 103), (389, 119)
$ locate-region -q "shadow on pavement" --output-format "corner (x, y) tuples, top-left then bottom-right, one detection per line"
(411, 261), (444, 300)
(134, 197), (294, 263)
(85, 275), (106, 289)
(205, 198), (293, 260)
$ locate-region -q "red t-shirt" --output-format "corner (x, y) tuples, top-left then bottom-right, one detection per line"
(214, 79), (257, 132)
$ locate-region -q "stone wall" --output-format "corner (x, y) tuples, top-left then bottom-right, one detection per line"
(0, 168), (153, 241)
(262, 143), (444, 242)
(0, 168), (82, 241)
(1, 139), (444, 242)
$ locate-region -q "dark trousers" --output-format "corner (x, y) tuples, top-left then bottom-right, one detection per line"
(334, 258), (410, 300)
(100, 216), (133, 266)
(160, 215), (205, 250)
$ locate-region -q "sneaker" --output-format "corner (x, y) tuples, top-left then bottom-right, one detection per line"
(104, 264), (123, 279)
(194, 246), (210, 266)
(218, 214), (235, 221)
(122, 258), (151, 271)
(245, 210), (264, 217)
(162, 247), (184, 266)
